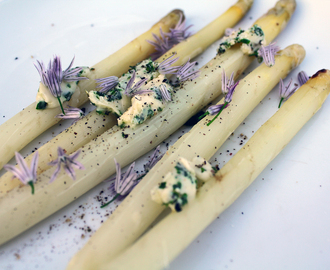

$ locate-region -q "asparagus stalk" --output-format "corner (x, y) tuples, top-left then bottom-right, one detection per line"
(0, 9), (183, 170)
(103, 68), (330, 270)
(0, 0), (295, 246)
(66, 43), (304, 270)
(0, 0), (254, 194)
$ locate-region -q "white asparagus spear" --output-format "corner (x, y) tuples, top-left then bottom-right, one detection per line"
(103, 68), (330, 270)
(0, 0), (254, 194)
(66, 43), (304, 270)
(0, 9), (183, 170)
(0, 0), (295, 246)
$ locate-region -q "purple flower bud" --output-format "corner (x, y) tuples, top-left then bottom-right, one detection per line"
(297, 71), (309, 86)
(206, 104), (228, 115)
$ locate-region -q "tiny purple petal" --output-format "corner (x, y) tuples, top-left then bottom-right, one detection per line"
(96, 76), (119, 93)
(43, 69), (62, 97)
(159, 84), (171, 102)
(144, 145), (163, 172)
(49, 164), (61, 183)
(113, 159), (138, 196)
(124, 70), (148, 97)
(133, 89), (154, 96)
(298, 71), (309, 86)
(125, 70), (136, 94)
(224, 80), (239, 103)
(55, 106), (84, 120)
(222, 70), (237, 95)
(222, 70), (235, 94)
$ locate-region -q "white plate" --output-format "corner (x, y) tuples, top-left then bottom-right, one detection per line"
(1, 0), (330, 269)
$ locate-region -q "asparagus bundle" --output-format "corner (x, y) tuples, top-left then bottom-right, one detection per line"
(67, 43), (305, 270)
(0, 0), (254, 194)
(0, 0), (295, 246)
(102, 68), (330, 269)
(0, 9), (183, 170)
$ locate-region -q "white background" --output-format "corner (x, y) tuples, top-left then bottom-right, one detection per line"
(0, 0), (330, 269)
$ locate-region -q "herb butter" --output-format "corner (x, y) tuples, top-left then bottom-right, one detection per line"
(89, 59), (160, 116)
(118, 74), (172, 128)
(218, 25), (265, 57)
(151, 156), (214, 212)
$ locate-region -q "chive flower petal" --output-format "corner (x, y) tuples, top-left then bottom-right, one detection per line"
(55, 106), (84, 120)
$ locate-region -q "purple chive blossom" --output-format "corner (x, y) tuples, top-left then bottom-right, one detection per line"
(101, 160), (138, 208)
(147, 29), (172, 61)
(101, 146), (163, 208)
(49, 147), (85, 183)
(96, 76), (119, 93)
(157, 54), (179, 75)
(298, 71), (309, 86)
(124, 70), (148, 97)
(203, 71), (239, 126)
(167, 14), (192, 45)
(4, 151), (39, 195)
(34, 56), (88, 114)
(258, 42), (280, 67)
(224, 80), (239, 104)
(175, 60), (200, 84)
(222, 70), (235, 94)
(144, 145), (163, 172)
(206, 104), (229, 115)
(278, 78), (298, 108)
(147, 15), (192, 61)
(55, 106), (84, 120)
(159, 84), (172, 102)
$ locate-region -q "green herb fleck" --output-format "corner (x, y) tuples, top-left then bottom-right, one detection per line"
(63, 91), (73, 101)
(159, 182), (166, 189)
(36, 101), (47, 110)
